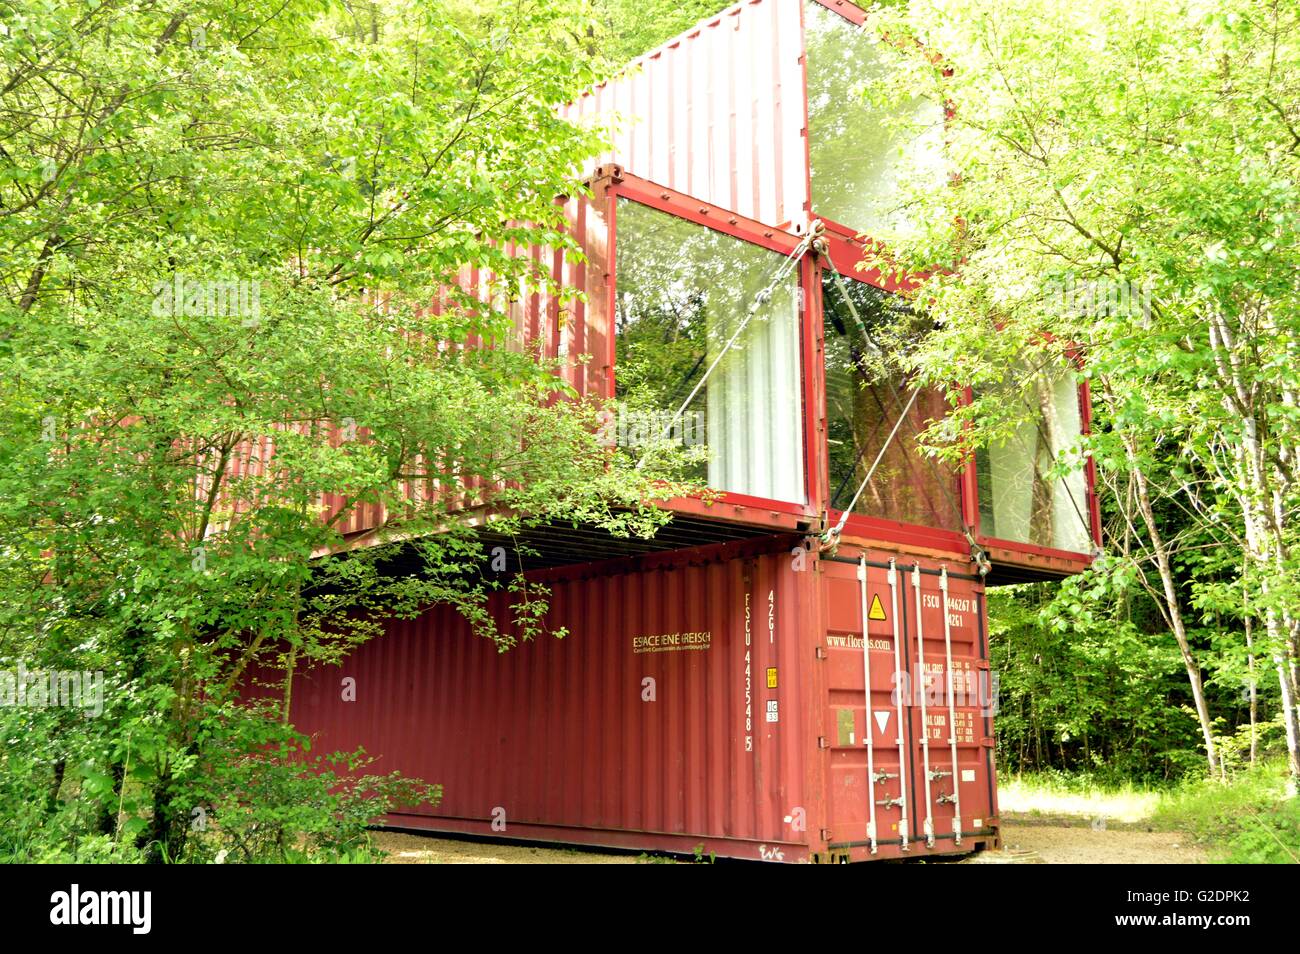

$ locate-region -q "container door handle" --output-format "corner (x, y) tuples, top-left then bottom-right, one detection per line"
(912, 563), (935, 848)
(940, 566), (963, 846)
(888, 558), (909, 851)
(857, 555), (878, 855)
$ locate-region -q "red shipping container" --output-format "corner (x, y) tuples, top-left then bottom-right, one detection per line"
(216, 0), (1101, 581)
(282, 535), (998, 862)
(238, 0), (1101, 864)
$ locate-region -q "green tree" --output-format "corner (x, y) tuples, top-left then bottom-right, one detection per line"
(0, 0), (676, 861)
(591, 0), (731, 62)
(863, 0), (1300, 783)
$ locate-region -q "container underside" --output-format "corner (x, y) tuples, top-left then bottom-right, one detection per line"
(377, 814), (1000, 864)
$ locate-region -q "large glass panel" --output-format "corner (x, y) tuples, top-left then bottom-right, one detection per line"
(614, 199), (805, 503)
(975, 362), (1092, 553)
(822, 271), (961, 529)
(804, 1), (945, 237)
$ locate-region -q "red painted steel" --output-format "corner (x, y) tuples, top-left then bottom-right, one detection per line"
(226, 0), (1100, 865)
(215, 0), (1098, 578)
(819, 551), (997, 858)
(276, 536), (999, 862)
(565, 0), (810, 233)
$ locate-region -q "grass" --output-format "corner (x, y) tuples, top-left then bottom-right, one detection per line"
(636, 843), (716, 864)
(1152, 763), (1299, 863)
(1000, 773), (1162, 825)
(1002, 762), (1299, 862)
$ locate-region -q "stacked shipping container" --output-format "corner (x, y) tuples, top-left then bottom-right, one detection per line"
(286, 537), (997, 862)
(266, 0), (1099, 861)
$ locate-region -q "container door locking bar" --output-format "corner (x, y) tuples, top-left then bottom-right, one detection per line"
(888, 559), (909, 851)
(940, 566), (963, 845)
(857, 555), (878, 855)
(911, 563), (935, 848)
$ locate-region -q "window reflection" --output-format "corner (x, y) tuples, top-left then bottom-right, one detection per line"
(821, 271), (960, 529)
(804, 1), (945, 237)
(975, 361), (1091, 553)
(614, 199), (805, 503)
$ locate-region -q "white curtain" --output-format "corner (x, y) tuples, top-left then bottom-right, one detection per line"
(705, 270), (804, 502)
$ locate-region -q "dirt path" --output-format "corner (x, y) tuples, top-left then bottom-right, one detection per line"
(376, 831), (638, 864)
(979, 821), (1206, 864)
(376, 823), (1206, 864)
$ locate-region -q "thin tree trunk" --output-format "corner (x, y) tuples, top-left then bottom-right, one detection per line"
(1126, 436), (1221, 776)
(1244, 579), (1258, 768)
(46, 759), (66, 815)
(1209, 313), (1300, 787)
(1268, 620), (1300, 785)
(282, 643), (297, 724)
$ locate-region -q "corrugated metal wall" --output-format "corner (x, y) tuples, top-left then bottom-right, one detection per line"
(821, 548), (998, 859)
(207, 186), (613, 544)
(204, 0), (1094, 572)
(284, 542), (818, 858)
(566, 0), (809, 231)
(268, 536), (1002, 861)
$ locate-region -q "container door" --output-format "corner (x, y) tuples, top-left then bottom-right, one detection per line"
(822, 556), (912, 856)
(821, 553), (996, 859)
(901, 562), (997, 851)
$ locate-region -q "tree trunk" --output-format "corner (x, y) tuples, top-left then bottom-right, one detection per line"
(1274, 647), (1300, 785)
(282, 643), (297, 724)
(1209, 314), (1300, 789)
(143, 772), (188, 864)
(97, 760), (126, 835)
(46, 759), (66, 815)
(1126, 436), (1221, 777)
(1245, 607), (1258, 768)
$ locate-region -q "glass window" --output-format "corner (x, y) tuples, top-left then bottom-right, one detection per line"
(975, 362), (1092, 553)
(804, 1), (945, 237)
(821, 271), (961, 529)
(614, 199), (805, 503)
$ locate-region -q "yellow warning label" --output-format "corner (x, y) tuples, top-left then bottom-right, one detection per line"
(868, 594), (887, 621)
(766, 667), (778, 689)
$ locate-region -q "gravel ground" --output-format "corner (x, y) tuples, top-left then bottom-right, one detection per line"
(376, 821), (1206, 864)
(376, 831), (639, 864)
(991, 821), (1206, 864)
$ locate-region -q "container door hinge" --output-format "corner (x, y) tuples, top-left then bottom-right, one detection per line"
(819, 828), (833, 842)
(815, 646), (827, 660)
(818, 736), (830, 749)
